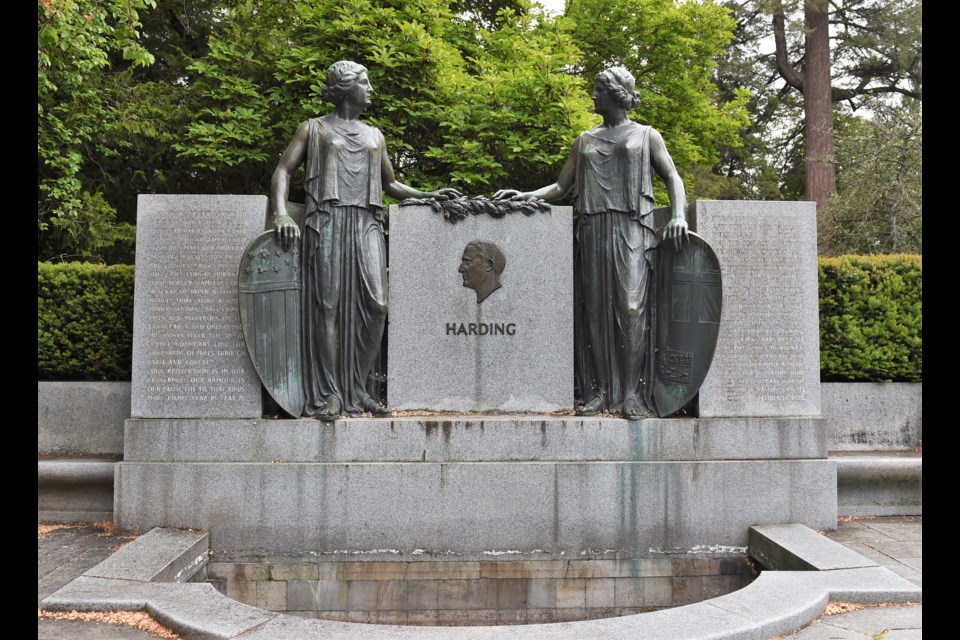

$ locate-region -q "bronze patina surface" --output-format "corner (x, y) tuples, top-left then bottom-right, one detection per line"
(238, 230), (304, 418)
(652, 232), (722, 417)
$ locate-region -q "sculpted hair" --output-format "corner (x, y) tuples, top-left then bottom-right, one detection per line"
(323, 60), (368, 105)
(467, 240), (506, 276)
(596, 66), (641, 110)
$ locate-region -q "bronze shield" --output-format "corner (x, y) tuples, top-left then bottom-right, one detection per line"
(238, 231), (304, 417)
(652, 232), (722, 417)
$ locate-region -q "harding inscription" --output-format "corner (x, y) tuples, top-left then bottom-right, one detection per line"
(446, 322), (516, 336)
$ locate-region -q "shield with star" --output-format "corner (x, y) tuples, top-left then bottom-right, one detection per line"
(652, 232), (723, 418)
(238, 230), (304, 417)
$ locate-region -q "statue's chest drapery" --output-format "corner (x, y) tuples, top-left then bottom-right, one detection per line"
(575, 122), (655, 222)
(303, 117), (385, 228)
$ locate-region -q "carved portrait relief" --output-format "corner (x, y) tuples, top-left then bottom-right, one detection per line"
(459, 240), (505, 303)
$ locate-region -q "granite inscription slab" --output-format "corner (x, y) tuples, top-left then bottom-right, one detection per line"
(694, 200), (821, 417)
(131, 195), (265, 418)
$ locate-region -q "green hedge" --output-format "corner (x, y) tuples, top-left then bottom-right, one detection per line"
(819, 255), (922, 382)
(38, 262), (135, 381)
(38, 257), (923, 383)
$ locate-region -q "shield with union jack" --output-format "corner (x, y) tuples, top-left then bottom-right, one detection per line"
(652, 232), (722, 418)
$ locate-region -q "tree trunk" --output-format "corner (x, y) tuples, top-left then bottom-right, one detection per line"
(803, 0), (836, 253)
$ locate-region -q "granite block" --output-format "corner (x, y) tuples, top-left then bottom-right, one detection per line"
(585, 578), (616, 608)
(207, 563), (270, 582)
(556, 578), (586, 608)
(38, 382), (129, 455)
(256, 580), (287, 610)
(496, 579), (528, 609)
(672, 576), (703, 605)
(695, 200), (821, 418)
(37, 459), (115, 522)
(642, 577), (673, 607)
(122, 416), (826, 463)
(115, 458), (836, 557)
(405, 580), (439, 610)
(345, 580), (378, 610)
(823, 383), (922, 450)
(388, 204), (572, 412)
(84, 528), (208, 583)
(376, 579), (407, 610)
(436, 579), (496, 609)
(613, 577), (644, 607)
(527, 578), (557, 608)
(270, 562), (320, 581)
(131, 194), (265, 418)
(750, 524), (877, 571)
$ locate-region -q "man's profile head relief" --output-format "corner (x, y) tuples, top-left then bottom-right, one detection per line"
(458, 240), (506, 303)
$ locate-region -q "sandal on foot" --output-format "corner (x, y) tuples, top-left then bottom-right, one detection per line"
(621, 396), (648, 420)
(317, 398), (342, 422)
(361, 397), (391, 417)
(576, 396), (603, 416)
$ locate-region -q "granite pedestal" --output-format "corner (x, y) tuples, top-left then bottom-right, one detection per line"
(116, 416), (836, 557)
(114, 198), (836, 574)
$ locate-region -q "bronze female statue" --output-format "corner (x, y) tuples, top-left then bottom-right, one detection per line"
(495, 66), (688, 419)
(271, 60), (458, 420)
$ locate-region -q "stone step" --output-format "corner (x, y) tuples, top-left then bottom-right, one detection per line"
(831, 452), (922, 517)
(37, 458), (116, 523)
(124, 416), (827, 463)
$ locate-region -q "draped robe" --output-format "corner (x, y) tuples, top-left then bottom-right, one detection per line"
(571, 122), (658, 414)
(301, 116), (387, 416)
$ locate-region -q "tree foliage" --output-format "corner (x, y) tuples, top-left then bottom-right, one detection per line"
(819, 254), (922, 382)
(39, 0), (919, 262)
(768, 0), (921, 250)
(565, 0), (750, 200)
(174, 0), (596, 197)
(827, 103), (921, 254)
(38, 0), (157, 262)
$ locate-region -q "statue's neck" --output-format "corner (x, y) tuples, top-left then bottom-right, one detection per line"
(333, 102), (364, 122)
(601, 111), (629, 128)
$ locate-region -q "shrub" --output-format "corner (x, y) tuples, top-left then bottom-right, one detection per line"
(819, 255), (922, 381)
(38, 262), (134, 380)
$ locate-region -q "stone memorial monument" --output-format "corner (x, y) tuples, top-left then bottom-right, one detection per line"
(115, 62), (836, 608)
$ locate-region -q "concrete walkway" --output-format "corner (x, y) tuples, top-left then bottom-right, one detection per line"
(785, 516), (921, 640)
(38, 518), (921, 640)
(38, 524), (159, 640)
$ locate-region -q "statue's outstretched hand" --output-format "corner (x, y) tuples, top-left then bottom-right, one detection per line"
(662, 218), (689, 252)
(273, 215), (301, 251)
(492, 189), (523, 201)
(435, 188), (463, 201)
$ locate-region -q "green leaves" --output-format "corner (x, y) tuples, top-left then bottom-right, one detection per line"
(826, 104), (922, 255)
(819, 255), (922, 382)
(38, 0), (157, 262)
(172, 0), (593, 197)
(564, 0), (749, 201)
(38, 262), (135, 381)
